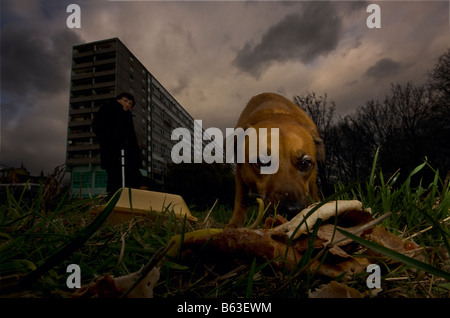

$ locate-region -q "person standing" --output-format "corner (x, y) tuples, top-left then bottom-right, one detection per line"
(93, 92), (142, 197)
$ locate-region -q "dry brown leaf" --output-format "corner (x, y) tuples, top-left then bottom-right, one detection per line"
(309, 281), (364, 298)
(364, 225), (416, 253)
(311, 257), (370, 280)
(317, 224), (349, 246)
(73, 267), (160, 298)
(73, 275), (122, 298)
(362, 225), (426, 262)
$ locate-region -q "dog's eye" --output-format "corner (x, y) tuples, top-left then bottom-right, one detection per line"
(298, 156), (313, 172)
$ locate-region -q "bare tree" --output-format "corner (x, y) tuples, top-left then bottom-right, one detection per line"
(292, 49), (450, 188)
(429, 48), (450, 102)
(427, 49), (450, 176)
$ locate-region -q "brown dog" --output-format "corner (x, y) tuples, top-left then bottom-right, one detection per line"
(226, 92), (325, 228)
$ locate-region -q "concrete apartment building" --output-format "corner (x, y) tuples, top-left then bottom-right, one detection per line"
(66, 38), (201, 197)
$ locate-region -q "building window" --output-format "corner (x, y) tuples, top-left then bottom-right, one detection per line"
(95, 171), (107, 187)
(72, 172), (92, 188)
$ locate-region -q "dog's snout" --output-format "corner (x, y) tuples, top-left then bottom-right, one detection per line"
(277, 199), (304, 219)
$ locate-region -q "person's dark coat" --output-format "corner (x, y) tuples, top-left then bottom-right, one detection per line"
(93, 99), (141, 191)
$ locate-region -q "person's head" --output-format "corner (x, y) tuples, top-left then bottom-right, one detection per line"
(116, 92), (135, 111)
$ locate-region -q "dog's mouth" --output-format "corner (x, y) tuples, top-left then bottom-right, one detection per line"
(245, 189), (305, 220)
(276, 200), (305, 219)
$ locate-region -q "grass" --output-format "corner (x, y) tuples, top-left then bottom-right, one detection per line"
(0, 155), (449, 298)
(337, 151), (449, 253)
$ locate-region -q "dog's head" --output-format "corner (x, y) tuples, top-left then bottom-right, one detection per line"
(237, 121), (325, 219)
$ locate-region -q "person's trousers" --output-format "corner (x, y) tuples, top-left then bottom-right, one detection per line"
(105, 164), (140, 199)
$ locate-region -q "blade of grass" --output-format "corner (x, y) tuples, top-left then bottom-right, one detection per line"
(417, 207), (450, 254)
(177, 214), (187, 261)
(17, 180), (31, 206)
(336, 228), (450, 280)
(369, 148), (380, 188)
(367, 147), (380, 204)
(8, 189), (123, 293)
(246, 258), (257, 297)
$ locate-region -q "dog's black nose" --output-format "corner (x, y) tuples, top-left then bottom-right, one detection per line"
(278, 200), (304, 219)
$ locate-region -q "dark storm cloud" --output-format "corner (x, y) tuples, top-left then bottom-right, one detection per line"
(0, 2), (84, 174)
(1, 26), (82, 99)
(364, 58), (410, 80)
(233, 2), (343, 77)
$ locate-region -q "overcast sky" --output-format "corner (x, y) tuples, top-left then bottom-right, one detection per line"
(1, 0), (449, 175)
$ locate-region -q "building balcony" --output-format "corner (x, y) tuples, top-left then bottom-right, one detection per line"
(71, 72), (94, 80)
(67, 157), (100, 166)
(73, 50), (94, 58)
(93, 69), (115, 77)
(93, 93), (115, 101)
(70, 95), (94, 103)
(93, 81), (115, 89)
(69, 119), (92, 127)
(68, 131), (96, 139)
(95, 45), (116, 54)
(69, 107), (94, 116)
(94, 57), (116, 66)
(72, 61), (94, 69)
(71, 84), (94, 91)
(67, 144), (100, 152)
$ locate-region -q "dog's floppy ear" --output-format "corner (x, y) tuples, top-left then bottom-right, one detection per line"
(314, 136), (325, 163)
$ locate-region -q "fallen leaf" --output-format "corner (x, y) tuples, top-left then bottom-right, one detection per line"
(364, 226), (406, 252)
(73, 275), (122, 298)
(309, 281), (364, 298)
(73, 266), (160, 298)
